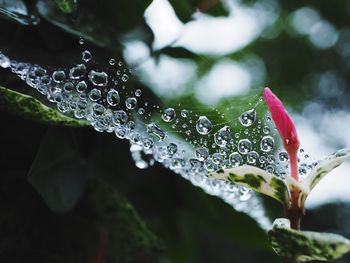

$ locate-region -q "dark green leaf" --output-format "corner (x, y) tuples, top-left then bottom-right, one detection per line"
(268, 218), (350, 262)
(54, 0), (77, 14)
(0, 0), (39, 25)
(28, 127), (87, 212)
(37, 0), (152, 51)
(0, 86), (89, 127)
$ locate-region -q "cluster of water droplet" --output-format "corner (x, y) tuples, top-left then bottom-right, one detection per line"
(1, 44), (315, 228)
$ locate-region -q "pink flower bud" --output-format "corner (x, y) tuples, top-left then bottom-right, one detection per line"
(263, 87), (300, 181)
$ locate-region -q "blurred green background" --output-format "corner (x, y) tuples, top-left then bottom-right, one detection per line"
(1, 0), (350, 262)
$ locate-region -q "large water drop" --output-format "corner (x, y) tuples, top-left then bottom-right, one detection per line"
(196, 116), (213, 135)
(239, 108), (256, 127)
(214, 126), (232, 147)
(162, 108), (176, 122)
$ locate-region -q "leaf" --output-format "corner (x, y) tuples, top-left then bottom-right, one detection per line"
(268, 218), (350, 262)
(54, 0), (77, 14)
(0, 0), (39, 25)
(37, 0), (152, 51)
(208, 165), (289, 206)
(28, 127), (87, 212)
(301, 148), (350, 193)
(168, 0), (229, 23)
(0, 86), (89, 127)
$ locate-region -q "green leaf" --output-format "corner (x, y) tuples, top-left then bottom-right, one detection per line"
(268, 218), (350, 262)
(0, 0), (39, 25)
(54, 0), (77, 14)
(301, 148), (350, 193)
(208, 165), (289, 206)
(0, 86), (89, 127)
(28, 127), (87, 212)
(168, 0), (229, 23)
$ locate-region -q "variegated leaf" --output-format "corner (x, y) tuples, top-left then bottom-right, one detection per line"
(208, 165), (289, 206)
(269, 218), (350, 262)
(302, 148), (350, 193)
(0, 86), (89, 127)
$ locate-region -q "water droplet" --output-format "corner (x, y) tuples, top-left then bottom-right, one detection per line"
(260, 136), (274, 152)
(239, 108), (256, 127)
(112, 110), (128, 125)
(247, 151), (259, 164)
(125, 97), (137, 109)
(196, 147), (209, 161)
(88, 70), (108, 87)
(88, 88), (102, 101)
(76, 81), (87, 93)
(204, 158), (216, 172)
(121, 74), (129, 82)
(196, 116), (213, 135)
(167, 143), (178, 156)
(138, 108), (145, 115)
(162, 108), (176, 122)
(181, 109), (189, 118)
(135, 89), (142, 97)
(92, 103), (105, 117)
(82, 50), (92, 62)
(147, 123), (167, 141)
(229, 152), (243, 167)
(115, 125), (128, 139)
(69, 64), (87, 79)
(79, 38), (85, 45)
(106, 89), (120, 106)
(63, 82), (74, 92)
(278, 152), (288, 162)
(214, 126), (232, 147)
(212, 153), (223, 164)
(238, 139), (252, 155)
(142, 137), (154, 149)
(0, 52), (11, 68)
(52, 70), (65, 83)
(109, 58), (116, 65)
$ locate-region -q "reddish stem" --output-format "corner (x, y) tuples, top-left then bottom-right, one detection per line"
(288, 150), (299, 182)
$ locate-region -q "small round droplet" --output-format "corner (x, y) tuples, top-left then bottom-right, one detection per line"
(135, 89), (142, 97)
(82, 50), (92, 62)
(247, 151), (259, 164)
(214, 126), (232, 147)
(76, 81), (87, 93)
(121, 74), (129, 82)
(196, 116), (212, 135)
(113, 110), (128, 125)
(138, 108), (145, 115)
(162, 108), (176, 122)
(181, 109), (189, 118)
(196, 147), (209, 161)
(52, 70), (65, 83)
(88, 88), (101, 101)
(63, 82), (74, 92)
(106, 89), (120, 106)
(109, 58), (116, 65)
(167, 143), (178, 156)
(239, 108), (256, 127)
(125, 97), (137, 109)
(278, 152), (288, 162)
(238, 139), (252, 155)
(229, 152), (243, 167)
(260, 135), (274, 152)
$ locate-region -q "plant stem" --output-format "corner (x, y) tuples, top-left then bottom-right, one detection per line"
(288, 150), (299, 182)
